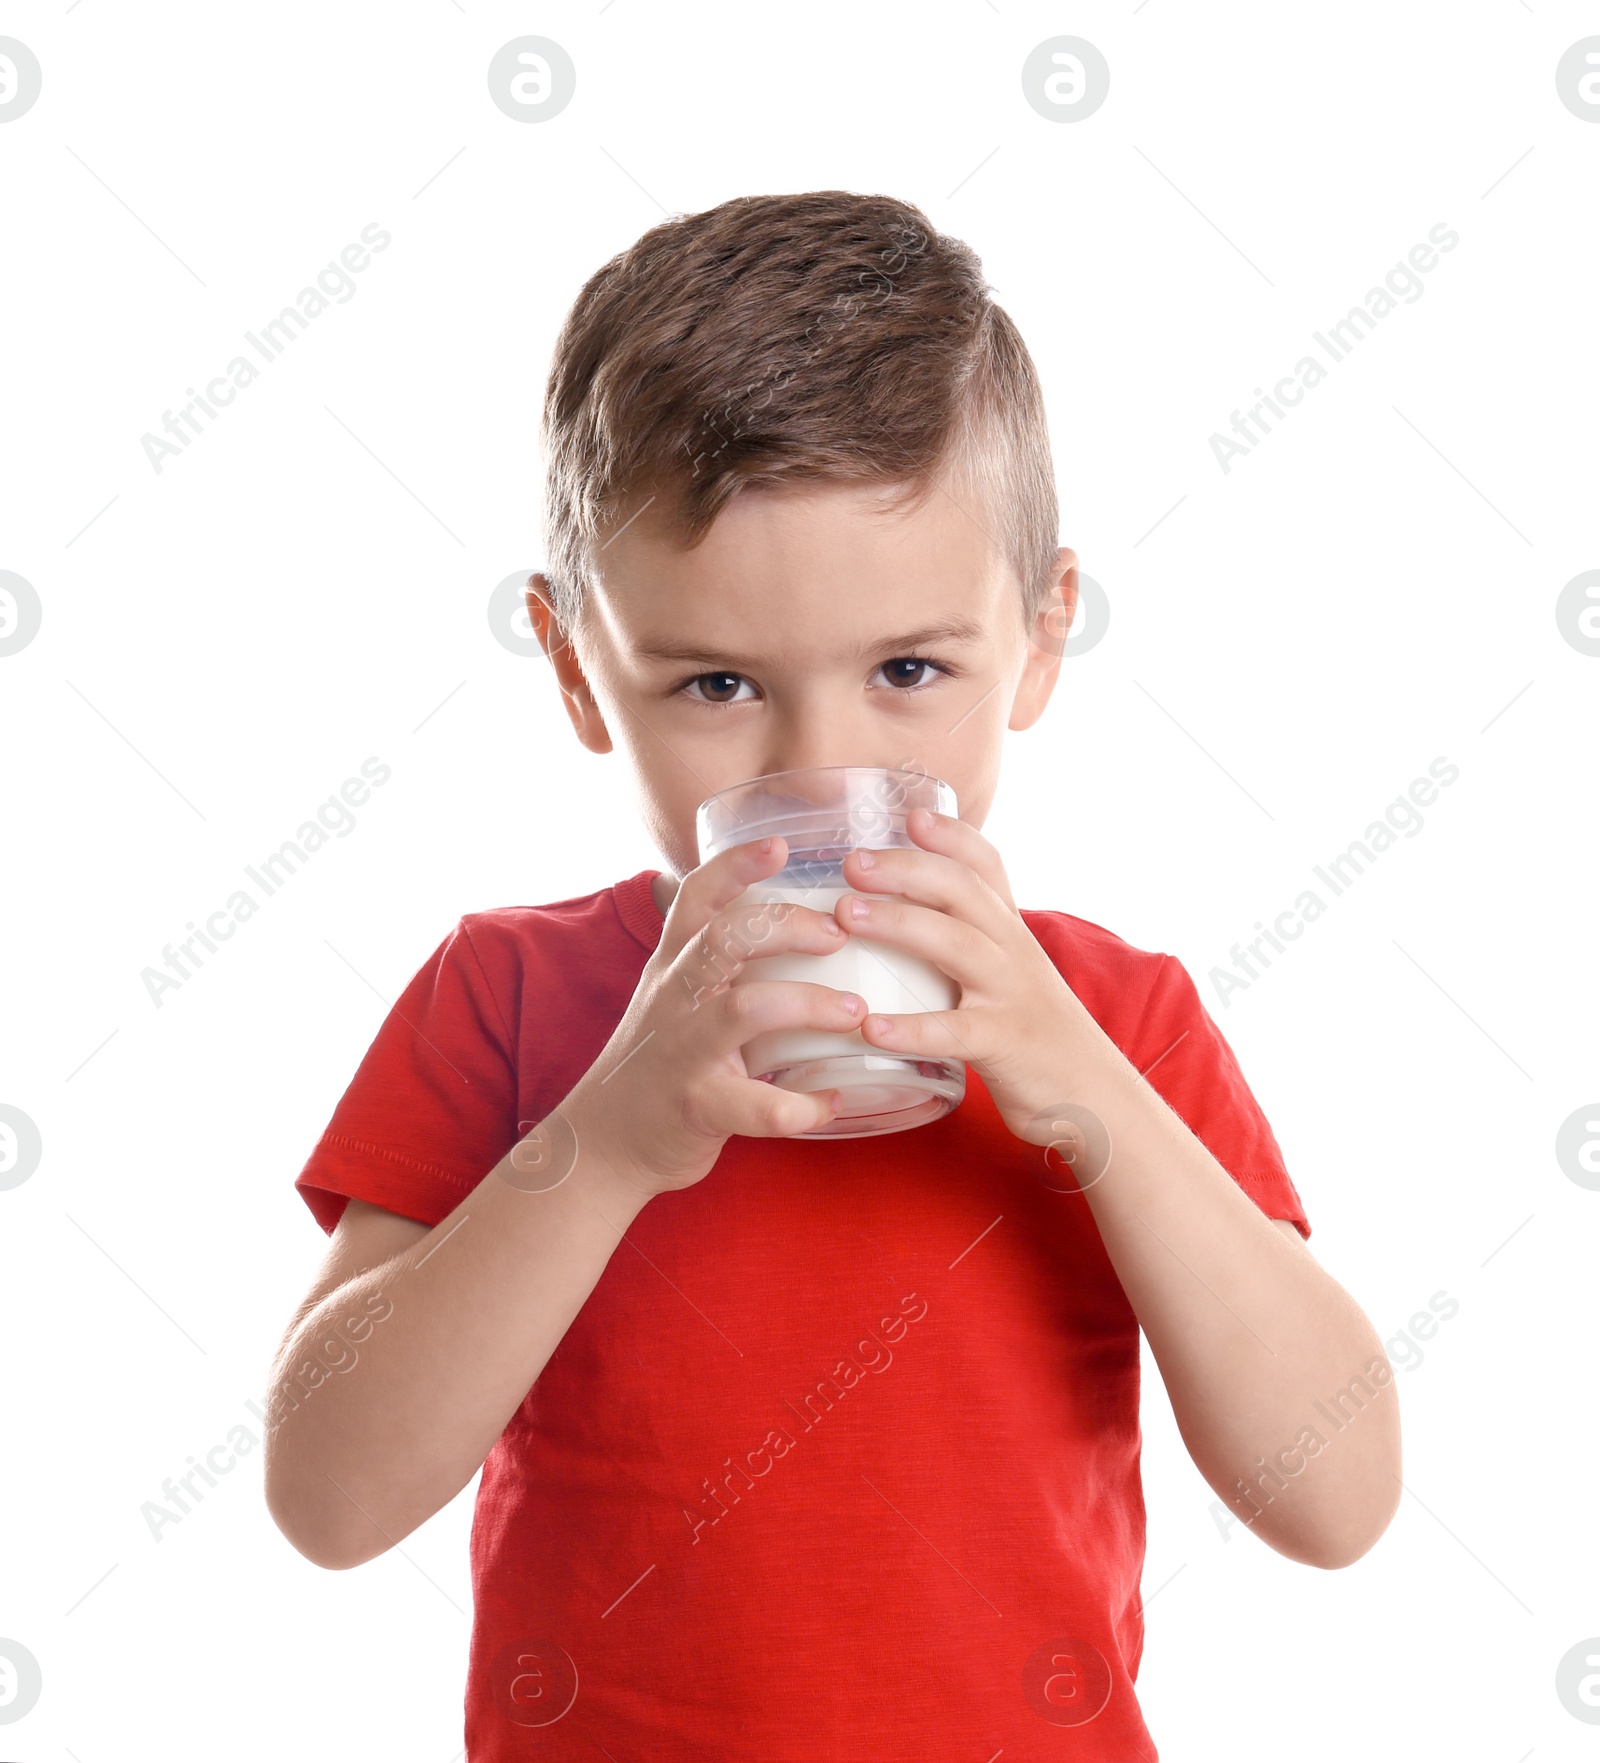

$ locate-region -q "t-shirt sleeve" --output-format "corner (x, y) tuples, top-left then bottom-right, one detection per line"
(1130, 954), (1311, 1240)
(293, 918), (521, 1235)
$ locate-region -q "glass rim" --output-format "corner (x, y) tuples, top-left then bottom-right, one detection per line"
(694, 764), (956, 857)
(694, 763), (949, 816)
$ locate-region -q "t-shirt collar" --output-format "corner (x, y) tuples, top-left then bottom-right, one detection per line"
(612, 869), (667, 952)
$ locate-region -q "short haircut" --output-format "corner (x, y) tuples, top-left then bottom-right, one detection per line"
(538, 189), (1060, 640)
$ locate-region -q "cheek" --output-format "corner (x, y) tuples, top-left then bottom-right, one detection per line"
(639, 785), (708, 876)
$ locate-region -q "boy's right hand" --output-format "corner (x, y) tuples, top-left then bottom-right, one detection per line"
(560, 836), (864, 1199)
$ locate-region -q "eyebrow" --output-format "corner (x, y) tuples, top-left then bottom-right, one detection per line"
(630, 615), (990, 669)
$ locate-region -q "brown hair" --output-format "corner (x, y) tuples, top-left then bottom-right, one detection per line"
(538, 190), (1059, 640)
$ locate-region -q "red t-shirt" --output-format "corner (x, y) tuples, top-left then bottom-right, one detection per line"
(294, 869), (1309, 1761)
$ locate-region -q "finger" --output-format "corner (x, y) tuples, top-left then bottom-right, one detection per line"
(657, 834), (790, 967)
(907, 806), (1017, 910)
(675, 896), (847, 1009)
(718, 895), (848, 962)
(839, 832), (1017, 944)
(859, 1005), (981, 1066)
(698, 1070), (845, 1140)
(831, 893), (997, 996)
(851, 807), (1017, 916)
(701, 977), (867, 1061)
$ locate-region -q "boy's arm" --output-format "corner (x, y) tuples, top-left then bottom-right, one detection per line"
(269, 843), (862, 1570)
(1057, 1027), (1400, 1569)
(263, 1112), (650, 1571)
(808, 815), (1399, 1572)
(276, 1197), (429, 1345)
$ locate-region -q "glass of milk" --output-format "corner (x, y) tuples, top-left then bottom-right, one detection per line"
(694, 765), (966, 1138)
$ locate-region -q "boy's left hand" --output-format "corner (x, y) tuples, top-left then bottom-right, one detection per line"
(830, 806), (1098, 1144)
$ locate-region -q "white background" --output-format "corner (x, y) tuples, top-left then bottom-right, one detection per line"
(2, 2), (1597, 1757)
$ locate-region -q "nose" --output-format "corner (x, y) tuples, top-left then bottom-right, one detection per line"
(757, 761), (861, 813)
(752, 730), (928, 798)
(748, 754), (902, 804)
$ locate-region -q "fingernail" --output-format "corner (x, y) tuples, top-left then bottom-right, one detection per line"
(760, 837), (775, 854)
(847, 897), (869, 920)
(840, 995), (862, 1015)
(855, 847), (875, 869)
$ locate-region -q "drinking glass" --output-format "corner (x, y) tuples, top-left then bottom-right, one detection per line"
(695, 765), (966, 1138)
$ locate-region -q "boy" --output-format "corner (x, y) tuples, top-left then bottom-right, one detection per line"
(266, 191), (1399, 1759)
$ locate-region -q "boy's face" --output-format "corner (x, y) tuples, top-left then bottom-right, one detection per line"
(526, 479), (1075, 912)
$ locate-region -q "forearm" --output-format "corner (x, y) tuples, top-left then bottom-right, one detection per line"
(1061, 1023), (1400, 1568)
(263, 1131), (650, 1569)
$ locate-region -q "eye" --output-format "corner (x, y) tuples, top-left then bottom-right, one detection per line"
(673, 654), (956, 709)
(680, 671), (756, 706)
(876, 655), (950, 691)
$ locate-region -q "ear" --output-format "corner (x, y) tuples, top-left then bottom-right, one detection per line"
(1008, 547), (1078, 733)
(524, 574), (614, 756)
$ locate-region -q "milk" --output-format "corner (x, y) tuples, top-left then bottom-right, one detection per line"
(730, 883), (958, 1080)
